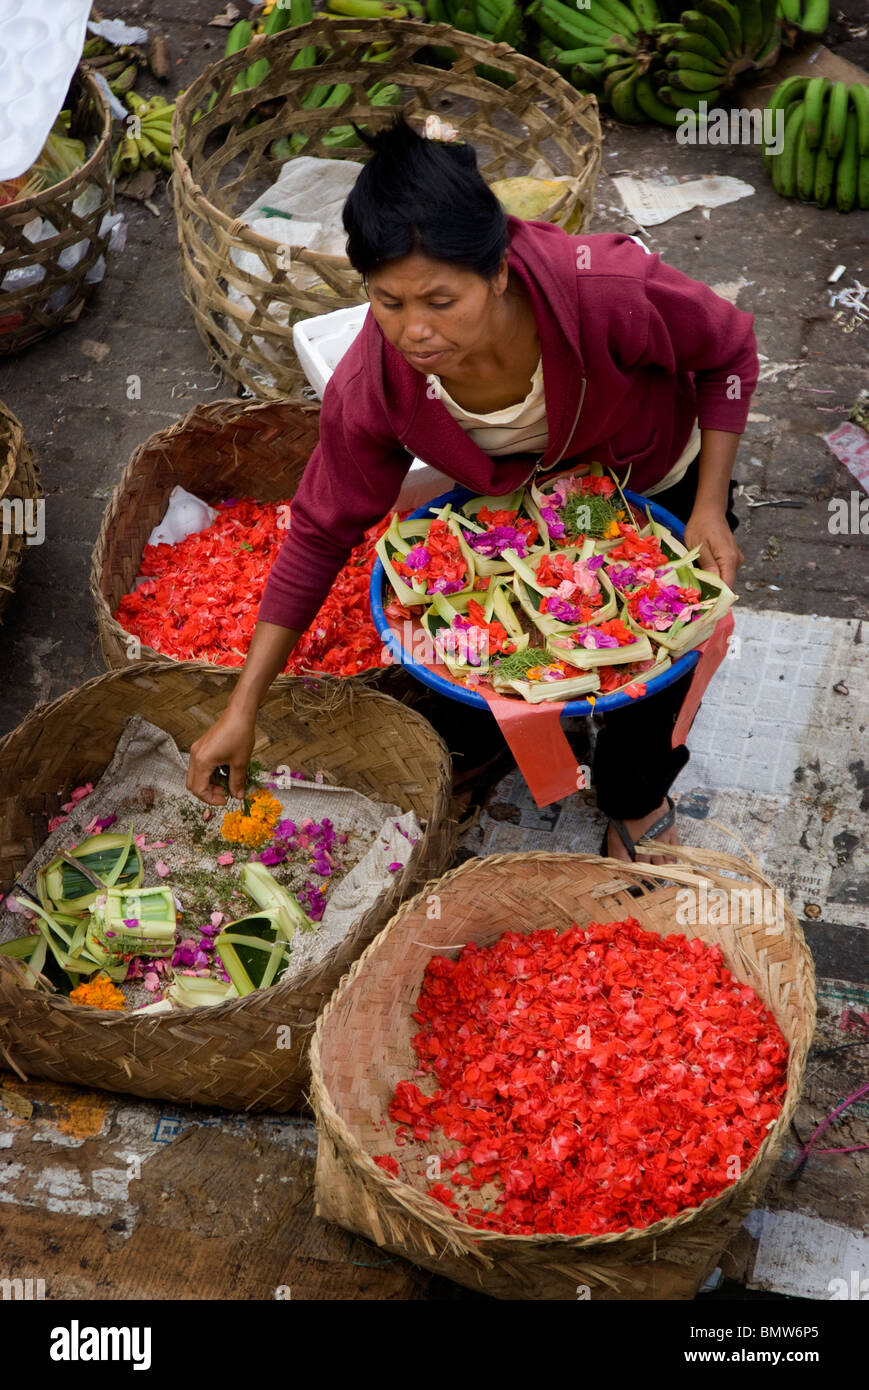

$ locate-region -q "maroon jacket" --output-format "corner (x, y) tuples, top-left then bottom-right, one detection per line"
(259, 217), (758, 632)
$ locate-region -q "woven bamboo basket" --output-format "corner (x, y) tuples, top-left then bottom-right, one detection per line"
(311, 848), (815, 1300)
(0, 663), (455, 1111)
(91, 397), (318, 672)
(0, 401), (39, 622)
(90, 395), (418, 702)
(0, 69), (114, 355)
(170, 17), (602, 399)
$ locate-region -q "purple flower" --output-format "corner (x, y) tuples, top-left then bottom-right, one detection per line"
(586, 555), (605, 571)
(123, 918), (139, 928)
(95, 814), (118, 832)
(387, 862), (402, 872)
(274, 819), (297, 842)
(105, 930), (116, 938)
(609, 564), (637, 591)
(540, 506), (566, 540)
(468, 525), (527, 559)
(429, 577), (464, 596)
(259, 847), (287, 867)
(404, 545), (430, 571)
(544, 595), (582, 623)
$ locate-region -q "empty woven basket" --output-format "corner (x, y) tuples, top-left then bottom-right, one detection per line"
(0, 663), (455, 1111)
(311, 847), (815, 1299)
(171, 17), (602, 398)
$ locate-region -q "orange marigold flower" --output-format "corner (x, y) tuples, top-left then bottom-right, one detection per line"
(70, 973), (127, 1010)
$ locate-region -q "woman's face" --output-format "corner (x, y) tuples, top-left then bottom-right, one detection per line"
(366, 250), (508, 376)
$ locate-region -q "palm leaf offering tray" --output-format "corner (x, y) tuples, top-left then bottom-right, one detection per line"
(0, 716), (420, 1013)
(376, 466), (736, 704)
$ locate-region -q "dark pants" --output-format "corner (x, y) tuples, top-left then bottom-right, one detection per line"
(592, 455), (739, 820)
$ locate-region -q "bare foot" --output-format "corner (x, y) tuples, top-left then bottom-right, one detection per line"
(605, 799), (681, 866)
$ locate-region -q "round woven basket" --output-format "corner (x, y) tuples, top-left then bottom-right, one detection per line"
(170, 17), (602, 399)
(0, 663), (455, 1112)
(0, 69), (114, 355)
(311, 847), (815, 1300)
(91, 397), (319, 673)
(0, 401), (40, 623)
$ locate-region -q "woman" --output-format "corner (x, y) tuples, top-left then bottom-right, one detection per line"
(187, 116), (755, 864)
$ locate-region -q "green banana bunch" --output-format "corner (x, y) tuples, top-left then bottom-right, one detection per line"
(763, 76), (868, 210)
(651, 0), (780, 111)
(776, 0), (828, 38)
(111, 93), (177, 178)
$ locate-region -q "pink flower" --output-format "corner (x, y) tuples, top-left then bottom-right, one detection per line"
(388, 862), (402, 872)
(154, 860), (170, 878)
(47, 815), (67, 832)
(216, 852), (234, 866)
(144, 971), (160, 992)
(210, 911), (225, 928)
(70, 783), (93, 804)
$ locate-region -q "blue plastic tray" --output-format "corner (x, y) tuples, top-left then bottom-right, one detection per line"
(369, 487), (699, 716)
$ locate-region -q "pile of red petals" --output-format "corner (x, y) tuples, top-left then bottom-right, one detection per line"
(116, 500), (390, 677)
(379, 918), (788, 1237)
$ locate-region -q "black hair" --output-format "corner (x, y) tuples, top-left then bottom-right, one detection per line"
(342, 114), (509, 280)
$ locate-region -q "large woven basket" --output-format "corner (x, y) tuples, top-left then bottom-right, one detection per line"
(0, 69), (114, 355)
(311, 847), (815, 1299)
(0, 663), (455, 1112)
(0, 401), (39, 622)
(171, 17), (602, 399)
(91, 397), (319, 673)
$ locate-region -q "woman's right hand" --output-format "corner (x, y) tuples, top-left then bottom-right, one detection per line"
(186, 706), (257, 806)
(185, 621), (301, 805)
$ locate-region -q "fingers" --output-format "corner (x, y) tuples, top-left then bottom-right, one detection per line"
(186, 741), (228, 807)
(228, 760), (248, 800)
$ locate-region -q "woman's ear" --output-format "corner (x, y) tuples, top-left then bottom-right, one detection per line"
(492, 251), (510, 296)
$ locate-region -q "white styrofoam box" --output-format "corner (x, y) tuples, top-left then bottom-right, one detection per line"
(293, 305), (451, 510)
(0, 0), (94, 180)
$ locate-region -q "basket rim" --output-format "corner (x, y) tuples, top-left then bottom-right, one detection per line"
(310, 847), (816, 1253)
(0, 659), (452, 1028)
(170, 16), (600, 257)
(0, 68), (112, 221)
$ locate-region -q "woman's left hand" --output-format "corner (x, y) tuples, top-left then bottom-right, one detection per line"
(683, 508), (744, 590)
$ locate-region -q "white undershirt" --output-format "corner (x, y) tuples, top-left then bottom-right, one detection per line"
(429, 361), (700, 490)
(427, 359), (549, 457)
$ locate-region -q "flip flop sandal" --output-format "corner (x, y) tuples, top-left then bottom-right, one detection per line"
(600, 795), (677, 862)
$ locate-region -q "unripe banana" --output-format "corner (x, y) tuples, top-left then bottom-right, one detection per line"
(680, 10), (731, 58)
(798, 0), (829, 36)
(824, 81), (849, 159)
(795, 120), (818, 200)
(835, 109), (858, 212)
(811, 135), (836, 208)
(634, 71), (679, 125)
(696, 0), (741, 53)
(666, 50), (726, 74)
(774, 100), (805, 198)
(848, 83), (869, 157)
(672, 30), (728, 63)
(803, 77), (830, 149)
(628, 0), (661, 31)
(610, 70), (643, 120)
(669, 66), (724, 92)
(740, 0), (763, 52)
